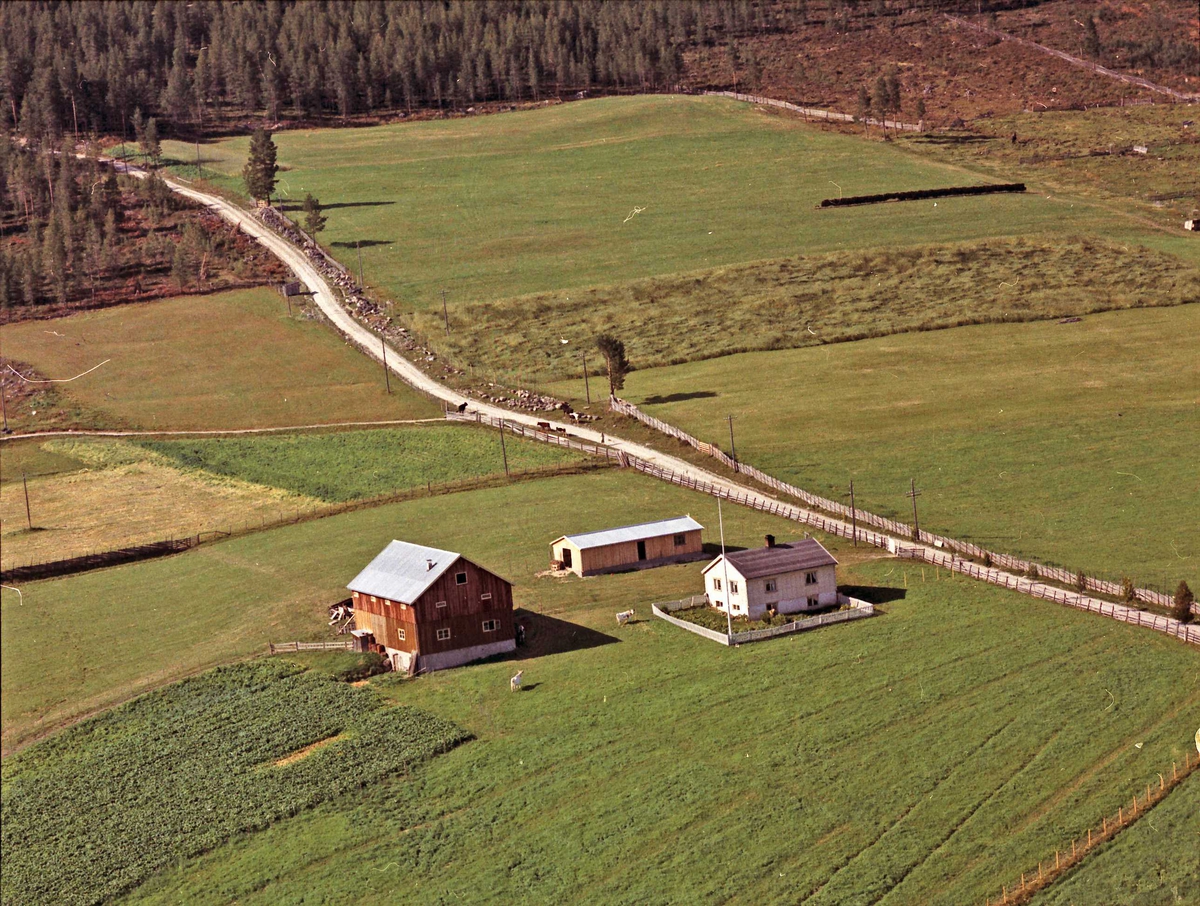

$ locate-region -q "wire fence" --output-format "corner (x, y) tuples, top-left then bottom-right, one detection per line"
(984, 749), (1199, 906)
(705, 90), (922, 131)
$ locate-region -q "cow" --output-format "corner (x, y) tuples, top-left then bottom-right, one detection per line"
(616, 609), (635, 626)
(537, 421), (552, 431)
(510, 670), (524, 692)
(456, 401), (468, 413)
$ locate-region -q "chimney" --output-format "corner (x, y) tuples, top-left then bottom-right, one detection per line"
(765, 534), (776, 548)
(426, 559), (435, 571)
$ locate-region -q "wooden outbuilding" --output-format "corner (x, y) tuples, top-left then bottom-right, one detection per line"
(348, 540), (515, 674)
(703, 535), (838, 620)
(550, 515), (704, 577)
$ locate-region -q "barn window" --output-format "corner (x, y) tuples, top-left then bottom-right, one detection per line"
(730, 581), (739, 594)
(805, 572), (818, 585)
(765, 579), (777, 593)
(455, 572), (468, 585)
(713, 578), (722, 591)
(482, 619), (497, 632)
(383, 598), (391, 607)
(370, 595), (377, 604)
(435, 600), (447, 609)
(397, 628), (406, 641)
(436, 628), (451, 641)
(673, 534), (686, 546)
(481, 592), (492, 601)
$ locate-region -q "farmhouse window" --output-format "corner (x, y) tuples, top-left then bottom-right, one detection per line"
(397, 628), (406, 641)
(730, 581), (739, 594)
(481, 593), (493, 601)
(805, 572), (818, 585)
(455, 572), (468, 585)
(764, 579), (777, 593)
(435, 600), (447, 609)
(437, 628), (451, 641)
(713, 578), (722, 591)
(482, 619), (497, 632)
(673, 534), (686, 546)
(807, 597), (819, 608)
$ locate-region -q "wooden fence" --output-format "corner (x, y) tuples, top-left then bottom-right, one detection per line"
(1, 538), (197, 583)
(609, 397), (1178, 612)
(984, 749), (1199, 906)
(268, 640), (354, 654)
(705, 90), (921, 132)
(652, 594), (875, 645)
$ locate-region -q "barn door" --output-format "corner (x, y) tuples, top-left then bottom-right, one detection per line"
(637, 540), (647, 561)
(562, 547), (572, 568)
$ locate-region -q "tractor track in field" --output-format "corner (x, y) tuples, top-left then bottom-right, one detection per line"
(123, 162), (1199, 649)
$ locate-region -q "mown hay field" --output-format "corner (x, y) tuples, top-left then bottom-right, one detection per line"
(3, 468), (1197, 903)
(163, 95), (1156, 312)
(610, 305), (1200, 590)
(0, 660), (469, 906)
(0, 287), (438, 432)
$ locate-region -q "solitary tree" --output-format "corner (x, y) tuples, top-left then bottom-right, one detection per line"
(141, 117), (161, 169)
(242, 128), (279, 204)
(302, 193), (327, 235)
(1174, 580), (1194, 624)
(855, 85), (871, 125)
(595, 334), (630, 398)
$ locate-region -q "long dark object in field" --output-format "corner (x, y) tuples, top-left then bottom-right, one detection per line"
(2, 538), (196, 583)
(818, 183), (1026, 208)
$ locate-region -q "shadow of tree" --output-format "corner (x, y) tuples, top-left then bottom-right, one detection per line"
(641, 391), (719, 404)
(330, 240), (392, 248)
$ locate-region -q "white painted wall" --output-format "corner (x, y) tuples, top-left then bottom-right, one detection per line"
(706, 561), (837, 620)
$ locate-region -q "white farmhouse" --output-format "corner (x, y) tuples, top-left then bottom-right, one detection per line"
(703, 535), (838, 620)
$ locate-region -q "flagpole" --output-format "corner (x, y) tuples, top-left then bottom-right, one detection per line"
(718, 498), (734, 641)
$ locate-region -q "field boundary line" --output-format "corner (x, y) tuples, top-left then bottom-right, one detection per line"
(943, 15), (1199, 102)
(706, 90), (921, 131)
(0, 418), (446, 442)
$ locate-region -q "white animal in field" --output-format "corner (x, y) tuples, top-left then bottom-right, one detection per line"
(616, 609), (635, 626)
(510, 670), (524, 692)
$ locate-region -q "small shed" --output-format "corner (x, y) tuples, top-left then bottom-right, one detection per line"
(703, 535), (838, 620)
(550, 515), (704, 577)
(348, 540), (515, 674)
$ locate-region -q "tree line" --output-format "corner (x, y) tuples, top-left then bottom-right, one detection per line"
(0, 0), (801, 146)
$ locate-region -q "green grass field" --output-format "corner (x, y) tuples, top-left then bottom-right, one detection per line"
(0, 287), (438, 431)
(163, 96), (1162, 314)
(140, 423), (586, 502)
(611, 305), (1200, 590)
(0, 660), (468, 906)
(3, 467), (1197, 903)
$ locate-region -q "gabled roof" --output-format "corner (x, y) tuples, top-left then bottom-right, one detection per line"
(553, 515), (703, 551)
(347, 540), (461, 603)
(703, 538), (838, 579)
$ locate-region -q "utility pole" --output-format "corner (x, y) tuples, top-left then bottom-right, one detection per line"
(498, 418), (509, 477)
(726, 415), (737, 464)
(906, 478), (922, 541)
(581, 352), (591, 405)
(356, 240), (364, 290)
(718, 497), (734, 641)
(1, 382), (8, 433)
(195, 138), (201, 174)
(22, 472), (32, 530)
(380, 336), (391, 394)
(849, 480), (858, 547)
(440, 288), (450, 336)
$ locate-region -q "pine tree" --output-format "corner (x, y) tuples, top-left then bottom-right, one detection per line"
(142, 117), (161, 168)
(302, 192), (326, 235)
(242, 128), (278, 203)
(595, 334), (629, 397)
(1173, 581), (1194, 624)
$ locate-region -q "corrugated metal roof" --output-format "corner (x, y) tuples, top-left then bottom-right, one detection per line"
(557, 515), (703, 551)
(347, 540), (461, 603)
(703, 539), (838, 579)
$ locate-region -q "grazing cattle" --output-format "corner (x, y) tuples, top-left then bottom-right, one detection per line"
(616, 609), (635, 625)
(510, 670), (524, 692)
(456, 401), (468, 413)
(569, 412), (582, 422)
(537, 421), (552, 431)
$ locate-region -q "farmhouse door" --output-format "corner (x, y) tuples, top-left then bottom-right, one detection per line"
(637, 540), (647, 561)
(562, 548), (572, 568)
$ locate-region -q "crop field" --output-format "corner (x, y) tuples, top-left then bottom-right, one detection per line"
(0, 439), (321, 569)
(3, 466), (1198, 903)
(614, 305), (1200, 591)
(162, 95), (1153, 313)
(141, 423), (587, 502)
(0, 659), (469, 906)
(440, 235), (1198, 379)
(0, 287), (438, 432)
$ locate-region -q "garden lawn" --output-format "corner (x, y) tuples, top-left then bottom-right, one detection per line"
(616, 304), (1200, 590)
(0, 287), (438, 432)
(140, 423), (587, 502)
(162, 95), (1150, 313)
(0, 660), (468, 906)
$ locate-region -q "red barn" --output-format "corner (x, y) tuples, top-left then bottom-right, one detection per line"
(348, 540), (515, 674)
